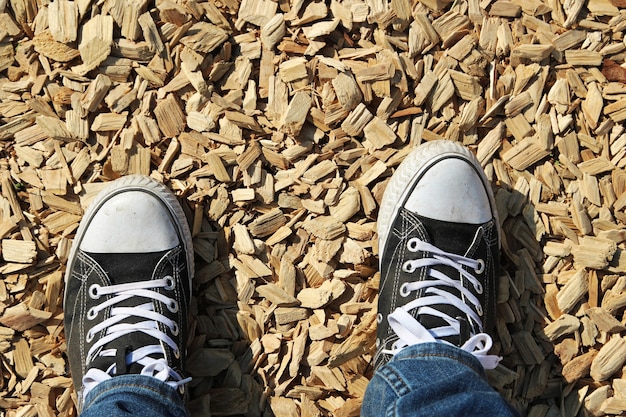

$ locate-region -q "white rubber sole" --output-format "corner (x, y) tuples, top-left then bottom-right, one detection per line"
(377, 140), (499, 258)
(63, 175), (194, 288)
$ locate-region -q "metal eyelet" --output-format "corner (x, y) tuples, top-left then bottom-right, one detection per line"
(402, 261), (415, 273)
(171, 322), (179, 336)
(164, 276), (175, 291)
(474, 281), (484, 295)
(168, 300), (179, 313)
(474, 259), (485, 274)
(87, 308), (98, 320)
(407, 239), (419, 252)
(376, 313), (383, 323)
(375, 339), (380, 348)
(174, 349), (181, 359)
(89, 284), (101, 299)
(400, 283), (411, 297)
(476, 304), (483, 316)
(86, 330), (94, 343)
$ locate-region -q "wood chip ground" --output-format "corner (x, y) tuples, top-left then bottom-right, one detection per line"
(1, 0), (626, 416)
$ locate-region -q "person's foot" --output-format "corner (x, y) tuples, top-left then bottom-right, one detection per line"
(64, 176), (194, 406)
(374, 140), (501, 370)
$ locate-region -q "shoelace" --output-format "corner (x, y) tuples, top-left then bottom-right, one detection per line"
(382, 237), (501, 369)
(82, 276), (191, 399)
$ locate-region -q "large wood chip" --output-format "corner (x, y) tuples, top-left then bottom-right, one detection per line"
(154, 94), (185, 138)
(32, 31), (80, 62)
(586, 307), (626, 333)
(563, 349), (598, 383)
(0, 304), (53, 331)
(541, 314), (580, 341)
(48, 0), (78, 43)
(75, 15), (114, 75)
(591, 336), (626, 382)
(302, 216), (346, 240)
(248, 208), (286, 237)
(1, 239), (37, 264)
(180, 22), (229, 53)
(257, 283), (300, 306)
(556, 269), (588, 314)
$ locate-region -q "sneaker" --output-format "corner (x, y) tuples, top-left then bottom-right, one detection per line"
(63, 176), (194, 407)
(374, 140), (501, 370)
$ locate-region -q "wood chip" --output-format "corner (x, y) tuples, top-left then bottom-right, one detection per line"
(591, 336), (626, 382)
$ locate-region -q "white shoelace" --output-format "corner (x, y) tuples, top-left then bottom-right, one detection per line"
(82, 277), (191, 399)
(383, 237), (501, 369)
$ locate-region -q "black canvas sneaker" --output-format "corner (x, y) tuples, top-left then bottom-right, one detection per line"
(374, 140), (501, 370)
(63, 176), (194, 408)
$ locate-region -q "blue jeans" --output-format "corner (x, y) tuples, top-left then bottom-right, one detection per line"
(81, 375), (188, 417)
(362, 343), (518, 417)
(80, 344), (515, 417)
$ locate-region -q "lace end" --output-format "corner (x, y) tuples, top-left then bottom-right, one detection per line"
(460, 332), (501, 370)
(477, 354), (502, 370)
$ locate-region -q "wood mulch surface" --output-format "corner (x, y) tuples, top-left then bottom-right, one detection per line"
(1, 0), (626, 416)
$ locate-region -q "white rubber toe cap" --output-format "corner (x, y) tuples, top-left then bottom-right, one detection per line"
(404, 158), (493, 224)
(378, 140), (499, 256)
(80, 191), (180, 253)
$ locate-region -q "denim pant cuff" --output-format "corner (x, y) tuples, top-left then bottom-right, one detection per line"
(391, 342), (487, 378)
(83, 375), (187, 417)
(361, 342), (518, 417)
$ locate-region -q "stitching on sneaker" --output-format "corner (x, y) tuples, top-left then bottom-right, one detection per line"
(75, 252), (110, 376)
(81, 248), (190, 399)
(377, 210), (430, 365)
(382, 236), (501, 370)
